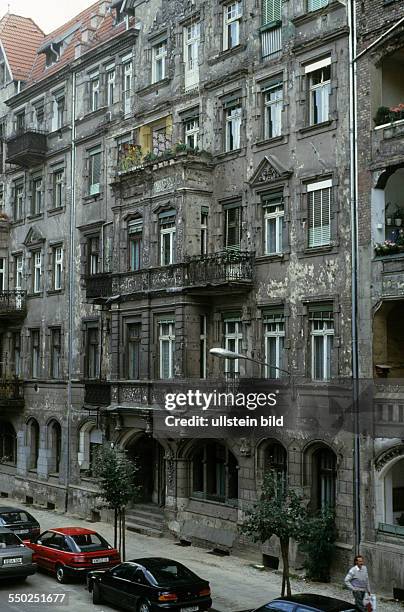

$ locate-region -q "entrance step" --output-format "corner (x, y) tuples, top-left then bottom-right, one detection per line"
(126, 503), (165, 538)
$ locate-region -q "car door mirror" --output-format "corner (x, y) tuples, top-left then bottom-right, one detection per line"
(36, 539), (42, 545)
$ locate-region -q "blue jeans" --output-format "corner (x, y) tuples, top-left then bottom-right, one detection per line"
(353, 590), (366, 611)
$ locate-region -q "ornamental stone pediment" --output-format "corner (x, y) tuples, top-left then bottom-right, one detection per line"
(249, 155), (292, 187)
(23, 226), (45, 247)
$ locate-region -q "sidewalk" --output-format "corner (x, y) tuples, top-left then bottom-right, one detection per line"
(4, 498), (403, 611)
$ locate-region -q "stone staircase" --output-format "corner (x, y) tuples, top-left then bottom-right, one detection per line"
(125, 503), (165, 538)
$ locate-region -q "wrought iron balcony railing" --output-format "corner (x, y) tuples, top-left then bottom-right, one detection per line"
(0, 378), (24, 405)
(6, 129), (47, 167)
(186, 250), (254, 285)
(0, 290), (26, 318)
(85, 274), (112, 299)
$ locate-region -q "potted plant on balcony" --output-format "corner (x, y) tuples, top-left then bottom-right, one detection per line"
(385, 201), (394, 226)
(374, 240), (400, 256)
(395, 210), (403, 227)
(374, 106), (392, 127)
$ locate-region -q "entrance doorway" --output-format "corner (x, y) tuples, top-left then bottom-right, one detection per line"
(127, 434), (166, 506)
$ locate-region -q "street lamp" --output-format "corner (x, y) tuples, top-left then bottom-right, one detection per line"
(209, 347), (291, 378)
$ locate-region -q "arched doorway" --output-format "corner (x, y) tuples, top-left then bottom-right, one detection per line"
(126, 434), (166, 506)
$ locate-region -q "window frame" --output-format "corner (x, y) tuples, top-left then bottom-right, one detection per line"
(264, 311), (285, 379)
(263, 194), (284, 255)
(307, 179), (332, 248)
(88, 147), (102, 196)
(225, 104), (242, 152)
(159, 213), (176, 266)
(32, 250), (42, 294)
(310, 308), (334, 381)
(158, 319), (175, 380)
(305, 57), (331, 126)
(223, 1), (243, 51)
(263, 82), (283, 140)
(89, 72), (100, 112)
(224, 318), (243, 374)
(31, 175), (43, 216)
(128, 218), (143, 271)
(50, 327), (62, 379)
(53, 245), (63, 291)
(31, 329), (41, 379)
(152, 41), (167, 83)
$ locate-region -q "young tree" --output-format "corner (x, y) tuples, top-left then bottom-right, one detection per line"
(300, 506), (337, 582)
(93, 443), (140, 561)
(240, 470), (308, 597)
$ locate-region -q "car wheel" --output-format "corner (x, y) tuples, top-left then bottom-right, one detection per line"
(138, 600), (152, 612)
(92, 582), (103, 605)
(55, 565), (67, 584)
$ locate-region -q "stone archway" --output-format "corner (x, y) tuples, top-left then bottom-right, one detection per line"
(125, 433), (166, 506)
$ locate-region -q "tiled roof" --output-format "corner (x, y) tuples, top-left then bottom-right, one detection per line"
(0, 13), (45, 81)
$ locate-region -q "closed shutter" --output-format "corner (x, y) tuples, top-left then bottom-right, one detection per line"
(307, 0), (328, 12)
(262, 0), (282, 25)
(308, 187), (331, 247)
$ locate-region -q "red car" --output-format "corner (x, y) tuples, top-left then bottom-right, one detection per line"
(26, 527), (120, 583)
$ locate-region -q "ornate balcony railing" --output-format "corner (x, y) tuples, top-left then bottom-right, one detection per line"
(6, 129), (47, 167)
(0, 290), (26, 318)
(85, 274), (112, 299)
(186, 250), (254, 285)
(0, 378), (24, 405)
(84, 381), (111, 406)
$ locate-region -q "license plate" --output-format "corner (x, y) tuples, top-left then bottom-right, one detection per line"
(14, 529), (28, 535)
(92, 557), (109, 564)
(181, 608), (198, 612)
(3, 557), (23, 565)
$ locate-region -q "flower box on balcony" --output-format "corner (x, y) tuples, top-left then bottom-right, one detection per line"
(374, 104), (404, 127)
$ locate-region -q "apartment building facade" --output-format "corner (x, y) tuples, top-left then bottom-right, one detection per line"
(0, 0), (358, 580)
(356, 0), (404, 594)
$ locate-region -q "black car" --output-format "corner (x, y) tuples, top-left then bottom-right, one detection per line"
(0, 507), (40, 543)
(87, 557), (212, 612)
(252, 594), (357, 612)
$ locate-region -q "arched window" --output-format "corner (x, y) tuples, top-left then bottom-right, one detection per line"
(312, 447), (337, 510)
(383, 458), (404, 530)
(264, 441), (287, 490)
(27, 418), (40, 470)
(48, 420), (62, 474)
(191, 441), (238, 504)
(0, 422), (17, 464)
(78, 422), (102, 475)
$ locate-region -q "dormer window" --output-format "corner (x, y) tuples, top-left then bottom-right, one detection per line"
(112, 0), (126, 25)
(45, 44), (60, 67)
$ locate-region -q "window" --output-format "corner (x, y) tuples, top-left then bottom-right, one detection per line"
(51, 90), (65, 131)
(0, 61), (8, 86)
(0, 257), (5, 291)
(224, 319), (242, 374)
(308, 0), (328, 12)
(12, 331), (21, 377)
(0, 423), (16, 465)
(225, 104), (241, 151)
(310, 306), (334, 381)
(14, 255), (23, 290)
(89, 72), (100, 112)
(31, 176), (43, 215)
(32, 250), (42, 294)
(31, 329), (40, 378)
(50, 328), (61, 379)
(126, 323), (141, 379)
(192, 442), (238, 503)
(152, 123), (170, 155)
(78, 422), (101, 474)
(262, 441), (287, 493)
(184, 22), (200, 90)
(306, 58), (331, 125)
(15, 111), (25, 134)
(307, 179), (332, 248)
(263, 83), (283, 139)
(86, 327), (99, 379)
(263, 193), (283, 254)
(381, 458), (404, 528)
(223, 1), (242, 50)
(53, 168), (64, 209)
(200, 208), (208, 255)
(159, 320), (175, 379)
(159, 212), (176, 266)
(48, 420), (62, 474)
(224, 205), (241, 250)
(107, 65), (115, 106)
(312, 447), (336, 509)
(27, 419), (40, 470)
(88, 147), (101, 195)
(262, 0), (282, 24)
(128, 218), (142, 271)
(88, 236), (100, 275)
(13, 180), (24, 221)
(0, 183), (4, 212)
(152, 41), (167, 83)
(200, 315), (207, 378)
(122, 59), (133, 116)
(184, 117), (200, 149)
(53, 246), (63, 290)
(0, 122), (4, 171)
(33, 102), (45, 130)
(264, 310), (285, 378)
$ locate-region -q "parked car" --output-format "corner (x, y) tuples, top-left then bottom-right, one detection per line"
(252, 594), (357, 612)
(0, 527), (36, 580)
(0, 506), (40, 542)
(87, 557), (212, 612)
(26, 527), (120, 583)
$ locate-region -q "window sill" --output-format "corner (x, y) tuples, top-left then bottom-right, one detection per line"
(291, 0), (341, 26)
(11, 219), (24, 226)
(256, 253), (288, 263)
(253, 135), (287, 149)
(260, 20), (282, 33)
(47, 289), (63, 296)
(189, 496), (238, 509)
(298, 120), (335, 138)
(27, 293), (43, 299)
(48, 207), (65, 216)
(298, 245), (337, 258)
(136, 78), (171, 97)
(209, 43), (247, 65)
(214, 147), (245, 162)
(76, 106), (107, 123)
(48, 125), (70, 136)
(83, 191), (103, 203)
(27, 213), (44, 221)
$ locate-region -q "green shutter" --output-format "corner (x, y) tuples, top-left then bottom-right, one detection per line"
(307, 0), (328, 13)
(262, 0), (282, 26)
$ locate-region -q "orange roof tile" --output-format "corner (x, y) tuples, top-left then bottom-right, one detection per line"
(0, 13), (44, 81)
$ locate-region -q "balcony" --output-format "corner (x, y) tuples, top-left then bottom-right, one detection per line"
(0, 378), (24, 408)
(85, 274), (112, 300)
(84, 381), (111, 407)
(0, 290), (26, 320)
(6, 130), (47, 167)
(113, 251), (255, 298)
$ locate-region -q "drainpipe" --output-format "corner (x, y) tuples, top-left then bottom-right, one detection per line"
(65, 70), (77, 512)
(348, 0), (361, 554)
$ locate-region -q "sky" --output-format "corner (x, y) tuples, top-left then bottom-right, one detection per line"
(0, 0), (95, 33)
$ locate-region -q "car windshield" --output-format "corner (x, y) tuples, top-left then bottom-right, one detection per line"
(69, 533), (111, 552)
(145, 561), (197, 584)
(0, 511), (32, 524)
(0, 532), (24, 548)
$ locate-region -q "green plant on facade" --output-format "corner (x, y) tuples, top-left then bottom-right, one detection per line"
(299, 506), (337, 582)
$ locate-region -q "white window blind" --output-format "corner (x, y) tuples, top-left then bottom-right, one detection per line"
(308, 181), (331, 247)
(307, 0), (328, 13)
(262, 0), (282, 24)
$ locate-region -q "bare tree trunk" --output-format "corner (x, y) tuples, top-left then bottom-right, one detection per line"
(280, 538), (291, 597)
(118, 509), (122, 555)
(114, 508), (118, 549)
(122, 506), (126, 562)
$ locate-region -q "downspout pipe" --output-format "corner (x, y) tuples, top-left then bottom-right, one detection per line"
(348, 0), (361, 554)
(65, 70), (77, 512)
